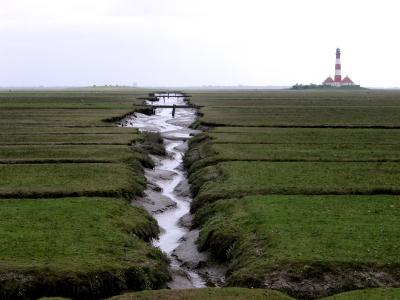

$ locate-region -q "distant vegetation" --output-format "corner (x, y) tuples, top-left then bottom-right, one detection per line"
(291, 83), (362, 89)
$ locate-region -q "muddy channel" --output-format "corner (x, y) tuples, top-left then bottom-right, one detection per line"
(120, 93), (225, 288)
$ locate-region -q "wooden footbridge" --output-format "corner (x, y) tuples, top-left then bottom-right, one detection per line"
(134, 103), (198, 117)
(135, 92), (198, 117)
(137, 93), (190, 103)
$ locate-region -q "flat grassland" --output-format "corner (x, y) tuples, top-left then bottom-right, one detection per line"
(0, 89), (170, 299)
(321, 288), (400, 299)
(0, 90), (147, 198)
(0, 144), (145, 162)
(109, 288), (293, 300)
(193, 90), (400, 127)
(0, 163), (145, 198)
(3, 89), (400, 300)
(195, 195), (400, 275)
(184, 89), (400, 299)
(0, 197), (161, 271)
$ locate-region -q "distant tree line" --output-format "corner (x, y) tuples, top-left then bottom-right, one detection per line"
(291, 83), (322, 89)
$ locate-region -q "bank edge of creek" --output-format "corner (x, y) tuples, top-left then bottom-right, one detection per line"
(123, 93), (227, 290)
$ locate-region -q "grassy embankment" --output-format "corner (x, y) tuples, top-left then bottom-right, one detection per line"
(183, 89), (400, 299)
(37, 287), (400, 300)
(0, 90), (170, 299)
(109, 287), (294, 300)
(321, 288), (400, 299)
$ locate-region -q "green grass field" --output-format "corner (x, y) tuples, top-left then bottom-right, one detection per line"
(0, 89), (171, 299)
(0, 108), (136, 126)
(0, 197), (169, 299)
(199, 106), (400, 127)
(0, 91), (147, 199)
(4, 126), (138, 134)
(108, 288), (293, 300)
(0, 90), (146, 109)
(195, 194), (400, 269)
(184, 89), (400, 298)
(185, 127), (400, 173)
(3, 89), (400, 299)
(0, 163), (145, 198)
(322, 288), (400, 299)
(0, 133), (139, 144)
(187, 89), (400, 108)
(211, 143), (400, 162)
(190, 161), (400, 210)
(0, 197), (160, 270)
(189, 90), (400, 127)
(208, 127), (400, 144)
(38, 287), (400, 300)
(0, 145), (142, 161)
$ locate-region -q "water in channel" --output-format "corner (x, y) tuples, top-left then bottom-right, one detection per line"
(121, 93), (209, 288)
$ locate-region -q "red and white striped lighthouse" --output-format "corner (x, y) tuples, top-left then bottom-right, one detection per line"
(322, 48), (356, 87)
(334, 48), (342, 85)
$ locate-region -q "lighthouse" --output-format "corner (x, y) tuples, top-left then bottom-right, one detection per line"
(323, 48), (355, 87)
(334, 48), (342, 85)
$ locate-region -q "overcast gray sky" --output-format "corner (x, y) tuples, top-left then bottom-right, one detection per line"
(1, 0), (399, 87)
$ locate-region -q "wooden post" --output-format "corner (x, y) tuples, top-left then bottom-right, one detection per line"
(172, 104), (176, 118)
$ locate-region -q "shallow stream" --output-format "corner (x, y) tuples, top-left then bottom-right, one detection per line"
(120, 93), (222, 288)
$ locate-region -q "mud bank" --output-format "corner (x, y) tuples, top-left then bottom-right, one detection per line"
(125, 93), (225, 288)
(0, 265), (168, 300)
